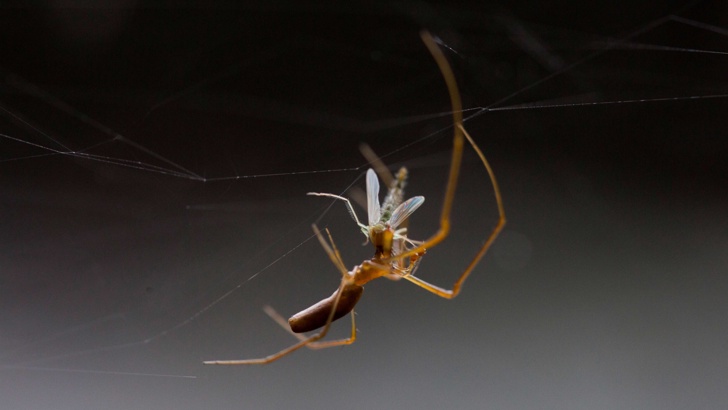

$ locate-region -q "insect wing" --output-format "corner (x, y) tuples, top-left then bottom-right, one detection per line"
(389, 196), (424, 229)
(366, 168), (381, 225)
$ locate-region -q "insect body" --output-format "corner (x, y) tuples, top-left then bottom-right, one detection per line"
(204, 31), (506, 365)
(307, 166), (423, 249)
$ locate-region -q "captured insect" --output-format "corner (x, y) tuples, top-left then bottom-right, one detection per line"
(204, 31), (506, 365)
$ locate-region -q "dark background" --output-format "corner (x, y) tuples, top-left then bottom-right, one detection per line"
(1, 1), (726, 409)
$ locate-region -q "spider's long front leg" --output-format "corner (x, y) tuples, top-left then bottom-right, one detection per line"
(386, 31), (506, 299)
(400, 125), (506, 299)
(391, 31), (466, 263)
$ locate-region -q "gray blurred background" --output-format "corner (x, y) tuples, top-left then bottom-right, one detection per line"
(1, 1), (727, 409)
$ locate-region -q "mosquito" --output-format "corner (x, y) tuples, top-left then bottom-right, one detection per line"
(204, 30), (506, 365)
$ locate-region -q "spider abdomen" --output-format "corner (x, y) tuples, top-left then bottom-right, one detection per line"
(288, 284), (364, 333)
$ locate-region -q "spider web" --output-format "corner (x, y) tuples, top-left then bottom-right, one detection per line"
(1, 2), (727, 408)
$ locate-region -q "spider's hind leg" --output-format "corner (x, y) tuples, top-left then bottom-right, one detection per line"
(262, 305), (357, 349)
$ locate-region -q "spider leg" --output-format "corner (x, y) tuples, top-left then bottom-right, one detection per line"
(386, 32), (506, 299)
(400, 124), (506, 298)
(390, 31), (465, 263)
(262, 305), (357, 349)
(203, 281), (347, 365)
(202, 225), (356, 365)
(314, 225), (350, 276)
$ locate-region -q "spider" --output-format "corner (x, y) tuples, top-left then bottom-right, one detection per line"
(204, 31), (506, 365)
